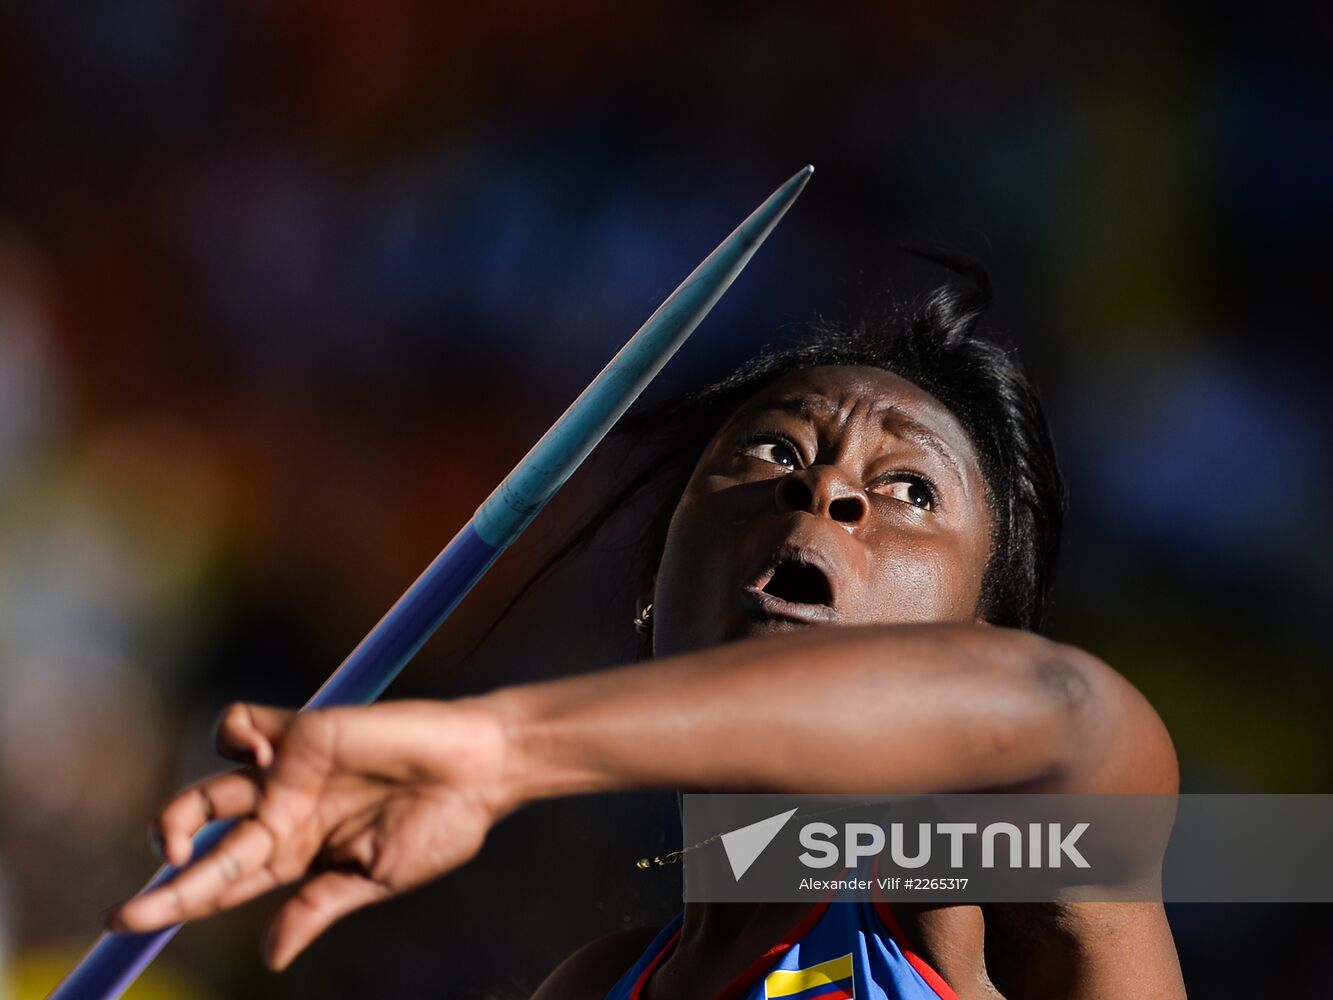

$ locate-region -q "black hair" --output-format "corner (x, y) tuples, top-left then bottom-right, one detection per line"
(486, 249), (1066, 646)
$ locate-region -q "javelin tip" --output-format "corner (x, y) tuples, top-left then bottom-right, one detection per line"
(725, 165), (812, 256)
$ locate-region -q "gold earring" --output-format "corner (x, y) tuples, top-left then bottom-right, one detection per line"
(633, 601), (654, 634)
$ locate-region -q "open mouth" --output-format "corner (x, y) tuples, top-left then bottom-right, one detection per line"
(761, 560), (833, 606)
(741, 551), (839, 625)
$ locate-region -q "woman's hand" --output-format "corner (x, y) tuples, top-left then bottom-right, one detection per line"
(105, 699), (514, 970)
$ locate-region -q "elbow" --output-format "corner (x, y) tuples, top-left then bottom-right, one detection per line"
(969, 628), (1095, 723)
(1004, 633), (1098, 783)
(1021, 635), (1179, 794)
(928, 628), (1098, 788)
(1031, 636), (1097, 724)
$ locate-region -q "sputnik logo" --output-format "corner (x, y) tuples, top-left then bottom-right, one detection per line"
(720, 808), (799, 880)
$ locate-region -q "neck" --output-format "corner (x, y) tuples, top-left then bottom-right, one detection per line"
(678, 900), (766, 946)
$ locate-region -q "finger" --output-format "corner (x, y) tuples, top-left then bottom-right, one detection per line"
(263, 870), (390, 971)
(154, 770), (262, 867)
(214, 703), (296, 768)
(109, 816), (283, 932)
(215, 864), (282, 911)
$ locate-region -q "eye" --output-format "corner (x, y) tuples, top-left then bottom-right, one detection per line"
(737, 432), (802, 469)
(870, 474), (937, 511)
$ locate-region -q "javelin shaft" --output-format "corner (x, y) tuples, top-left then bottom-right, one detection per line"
(48, 165), (812, 1000)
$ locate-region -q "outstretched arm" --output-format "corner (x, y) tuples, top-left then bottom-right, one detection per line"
(106, 623), (1176, 968)
(491, 623), (1176, 799)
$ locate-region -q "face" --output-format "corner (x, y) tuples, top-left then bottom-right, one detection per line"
(651, 365), (994, 657)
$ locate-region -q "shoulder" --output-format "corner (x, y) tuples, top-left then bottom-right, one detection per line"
(531, 927), (663, 1000)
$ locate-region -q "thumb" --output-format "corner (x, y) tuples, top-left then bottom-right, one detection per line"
(263, 870), (390, 971)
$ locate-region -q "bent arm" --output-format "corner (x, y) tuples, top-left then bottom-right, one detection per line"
(486, 624), (1177, 810)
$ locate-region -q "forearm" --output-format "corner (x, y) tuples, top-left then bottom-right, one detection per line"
(484, 624), (1090, 808)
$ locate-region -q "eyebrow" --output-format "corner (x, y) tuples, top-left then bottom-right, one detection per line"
(760, 393), (968, 484)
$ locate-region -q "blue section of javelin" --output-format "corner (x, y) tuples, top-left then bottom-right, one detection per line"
(48, 821), (231, 998)
(48, 928), (178, 999)
(306, 523), (502, 707)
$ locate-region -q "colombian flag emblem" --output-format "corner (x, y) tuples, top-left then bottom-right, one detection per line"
(763, 952), (855, 999)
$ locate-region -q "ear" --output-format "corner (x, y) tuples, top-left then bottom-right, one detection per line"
(634, 574), (659, 647)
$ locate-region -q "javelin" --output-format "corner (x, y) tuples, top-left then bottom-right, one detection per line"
(48, 164), (813, 1000)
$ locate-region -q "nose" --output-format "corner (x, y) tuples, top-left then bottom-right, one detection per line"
(775, 466), (869, 525)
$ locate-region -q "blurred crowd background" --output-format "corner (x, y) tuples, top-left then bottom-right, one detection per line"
(1, 2), (1331, 997)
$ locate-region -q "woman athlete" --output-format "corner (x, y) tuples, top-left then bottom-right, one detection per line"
(107, 256), (1186, 998)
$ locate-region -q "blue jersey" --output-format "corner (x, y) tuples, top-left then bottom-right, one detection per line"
(602, 900), (958, 1000)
